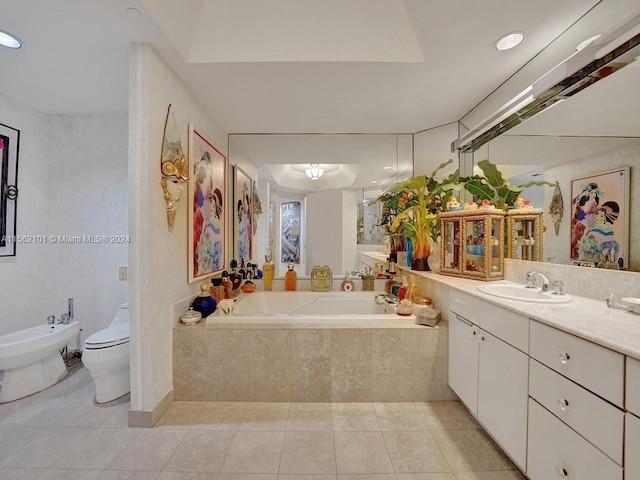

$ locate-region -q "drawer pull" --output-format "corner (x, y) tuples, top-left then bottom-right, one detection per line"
(559, 352), (571, 364)
(469, 328), (477, 338)
(556, 466), (568, 478)
(557, 398), (569, 411)
(478, 334), (485, 343)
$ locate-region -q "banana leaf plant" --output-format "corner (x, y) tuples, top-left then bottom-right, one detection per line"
(374, 159), (464, 259)
(464, 159), (554, 210)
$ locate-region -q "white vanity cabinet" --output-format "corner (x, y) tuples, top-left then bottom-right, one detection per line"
(626, 357), (640, 480)
(448, 290), (528, 470)
(527, 320), (624, 480)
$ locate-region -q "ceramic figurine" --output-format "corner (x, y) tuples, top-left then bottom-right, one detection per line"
(480, 199), (493, 209)
(463, 200), (479, 210)
(446, 197), (462, 211)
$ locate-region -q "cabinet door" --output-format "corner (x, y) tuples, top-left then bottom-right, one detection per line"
(448, 313), (479, 416)
(478, 330), (528, 470)
(627, 413), (640, 480)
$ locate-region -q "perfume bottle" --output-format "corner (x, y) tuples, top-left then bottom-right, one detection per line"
(262, 249), (275, 290)
(284, 263), (297, 291)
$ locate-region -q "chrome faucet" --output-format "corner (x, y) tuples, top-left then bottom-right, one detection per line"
(59, 313), (70, 324)
(47, 315), (56, 325)
(526, 270), (551, 292)
(374, 293), (399, 306)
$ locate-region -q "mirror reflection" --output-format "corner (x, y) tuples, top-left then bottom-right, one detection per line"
(475, 60), (640, 271)
(228, 133), (413, 276)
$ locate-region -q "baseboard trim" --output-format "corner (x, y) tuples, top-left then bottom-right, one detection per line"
(128, 388), (174, 427)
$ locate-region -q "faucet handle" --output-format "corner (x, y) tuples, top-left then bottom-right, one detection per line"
(47, 315), (56, 324)
(60, 313), (70, 324)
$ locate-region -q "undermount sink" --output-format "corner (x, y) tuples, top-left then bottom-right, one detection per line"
(477, 282), (572, 304)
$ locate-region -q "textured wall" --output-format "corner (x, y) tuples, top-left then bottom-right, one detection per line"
(0, 94), (128, 345)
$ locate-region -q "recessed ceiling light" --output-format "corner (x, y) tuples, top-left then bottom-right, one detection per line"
(371, 180), (377, 184)
(383, 166), (393, 170)
(576, 34), (602, 51)
(0, 29), (23, 49)
(494, 32), (524, 51)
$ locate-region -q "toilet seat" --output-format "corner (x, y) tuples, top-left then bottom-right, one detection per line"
(84, 323), (129, 350)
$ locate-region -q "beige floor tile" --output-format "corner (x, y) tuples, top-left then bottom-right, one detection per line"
(280, 476), (338, 480)
(107, 428), (188, 471)
(239, 403), (290, 431)
(280, 432), (336, 474)
(414, 402), (479, 431)
(159, 472), (216, 480)
(156, 401), (209, 428)
(337, 476), (397, 480)
(287, 403), (333, 431)
(97, 471), (161, 480)
(0, 394), (86, 426)
(0, 425), (92, 468)
(452, 472), (526, 480)
(383, 431), (451, 473)
(0, 468), (44, 480)
(194, 402), (248, 430)
(430, 430), (513, 472)
(396, 475), (456, 480)
(164, 430), (236, 473)
(332, 403), (379, 431)
(221, 431), (285, 473)
(334, 432), (394, 474)
(56, 393), (131, 427)
(53, 427), (140, 469)
(373, 403), (426, 431)
(218, 474), (278, 480)
(38, 469), (103, 480)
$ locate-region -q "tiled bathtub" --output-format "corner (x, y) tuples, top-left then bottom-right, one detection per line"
(173, 320), (454, 402)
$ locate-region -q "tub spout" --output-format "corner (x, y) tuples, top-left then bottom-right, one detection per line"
(374, 293), (399, 306)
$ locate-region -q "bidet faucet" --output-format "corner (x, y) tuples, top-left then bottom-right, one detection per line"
(526, 270), (551, 292)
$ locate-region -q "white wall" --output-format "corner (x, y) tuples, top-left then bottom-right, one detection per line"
(0, 94), (128, 345)
(413, 123), (459, 177)
(128, 43), (228, 414)
(544, 140), (640, 271)
(306, 188), (357, 275)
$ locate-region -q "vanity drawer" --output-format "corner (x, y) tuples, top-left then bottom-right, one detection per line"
(529, 359), (623, 464)
(529, 321), (624, 407)
(449, 289), (479, 323)
(479, 301), (528, 353)
(527, 398), (622, 480)
(626, 356), (640, 416)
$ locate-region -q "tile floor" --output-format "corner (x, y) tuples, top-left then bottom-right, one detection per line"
(0, 365), (526, 480)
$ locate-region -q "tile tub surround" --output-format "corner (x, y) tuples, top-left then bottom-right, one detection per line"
(173, 323), (454, 402)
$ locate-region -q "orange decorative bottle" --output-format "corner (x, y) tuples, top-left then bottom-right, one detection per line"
(284, 263), (297, 291)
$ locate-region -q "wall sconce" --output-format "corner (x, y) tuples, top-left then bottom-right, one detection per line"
(161, 105), (189, 232)
(305, 164), (324, 180)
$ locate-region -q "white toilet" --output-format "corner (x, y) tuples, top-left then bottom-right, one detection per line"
(82, 303), (130, 403)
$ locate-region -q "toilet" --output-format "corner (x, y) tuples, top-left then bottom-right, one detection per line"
(82, 303), (130, 403)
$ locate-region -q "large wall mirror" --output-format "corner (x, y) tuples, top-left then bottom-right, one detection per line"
(471, 41), (640, 272)
(228, 133), (413, 275)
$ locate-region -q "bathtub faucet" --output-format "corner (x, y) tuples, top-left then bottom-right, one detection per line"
(59, 314), (70, 324)
(374, 293), (399, 306)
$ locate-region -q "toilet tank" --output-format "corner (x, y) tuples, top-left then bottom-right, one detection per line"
(110, 303), (129, 327)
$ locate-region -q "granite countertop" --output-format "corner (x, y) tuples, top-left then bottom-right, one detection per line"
(357, 252), (640, 360)
(414, 268), (640, 360)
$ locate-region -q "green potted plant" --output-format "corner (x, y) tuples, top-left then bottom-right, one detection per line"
(375, 159), (463, 271)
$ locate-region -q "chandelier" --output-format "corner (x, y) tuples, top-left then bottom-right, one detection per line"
(305, 164), (324, 180)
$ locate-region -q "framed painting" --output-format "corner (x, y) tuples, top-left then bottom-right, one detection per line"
(233, 165), (253, 263)
(570, 167), (630, 269)
(0, 122), (20, 257)
(281, 201), (301, 264)
(188, 125), (227, 283)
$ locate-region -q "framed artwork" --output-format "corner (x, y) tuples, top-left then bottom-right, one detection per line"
(0, 123), (20, 257)
(570, 167), (630, 269)
(281, 201), (301, 264)
(188, 125), (227, 283)
(233, 165), (253, 263)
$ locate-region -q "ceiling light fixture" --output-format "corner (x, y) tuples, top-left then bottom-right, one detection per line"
(494, 32), (524, 51)
(576, 34), (602, 51)
(0, 29), (23, 49)
(305, 164), (324, 180)
(383, 166), (393, 170)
